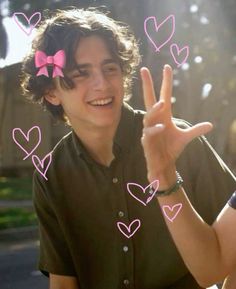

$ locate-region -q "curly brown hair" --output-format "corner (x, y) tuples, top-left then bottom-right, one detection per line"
(21, 7), (141, 123)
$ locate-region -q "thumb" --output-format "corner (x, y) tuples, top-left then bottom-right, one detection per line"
(182, 122), (213, 146)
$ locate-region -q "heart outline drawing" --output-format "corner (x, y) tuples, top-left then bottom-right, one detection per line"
(117, 219), (141, 239)
(127, 180), (159, 206)
(144, 14), (175, 52)
(170, 44), (189, 67)
(13, 12), (42, 36)
(32, 152), (52, 181)
(162, 203), (183, 222)
(12, 126), (41, 160)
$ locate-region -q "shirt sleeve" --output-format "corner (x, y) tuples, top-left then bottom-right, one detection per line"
(228, 191), (236, 209)
(33, 172), (76, 277)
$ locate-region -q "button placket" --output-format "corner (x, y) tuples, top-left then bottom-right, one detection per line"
(111, 169), (133, 288)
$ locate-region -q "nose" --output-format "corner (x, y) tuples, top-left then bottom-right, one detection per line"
(91, 71), (109, 91)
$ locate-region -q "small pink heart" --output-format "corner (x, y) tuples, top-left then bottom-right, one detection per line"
(162, 203), (183, 222)
(12, 126), (41, 160)
(13, 12), (41, 36)
(144, 14), (175, 52)
(117, 219), (141, 239)
(127, 180), (159, 206)
(170, 44), (189, 67)
(32, 152), (52, 181)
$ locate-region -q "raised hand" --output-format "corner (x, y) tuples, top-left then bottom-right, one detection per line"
(140, 65), (213, 189)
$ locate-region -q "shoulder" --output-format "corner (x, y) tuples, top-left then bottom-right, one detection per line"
(47, 130), (76, 178)
(32, 131), (76, 197)
(49, 130), (81, 171)
(52, 131), (74, 158)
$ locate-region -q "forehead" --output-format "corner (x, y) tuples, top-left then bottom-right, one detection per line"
(74, 35), (113, 64)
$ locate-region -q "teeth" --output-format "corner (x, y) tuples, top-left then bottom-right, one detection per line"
(89, 97), (113, 106)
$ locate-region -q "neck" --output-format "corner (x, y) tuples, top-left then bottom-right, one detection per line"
(72, 121), (120, 167)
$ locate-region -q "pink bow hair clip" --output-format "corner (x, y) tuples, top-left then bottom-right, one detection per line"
(35, 50), (66, 78)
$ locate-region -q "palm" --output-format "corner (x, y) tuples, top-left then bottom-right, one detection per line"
(140, 65), (213, 183)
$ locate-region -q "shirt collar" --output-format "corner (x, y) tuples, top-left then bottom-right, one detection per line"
(72, 102), (136, 158)
(113, 102), (136, 153)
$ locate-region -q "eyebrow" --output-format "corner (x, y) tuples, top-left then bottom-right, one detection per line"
(72, 59), (119, 70)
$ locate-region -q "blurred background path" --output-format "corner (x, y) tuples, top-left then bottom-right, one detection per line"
(0, 238), (48, 289)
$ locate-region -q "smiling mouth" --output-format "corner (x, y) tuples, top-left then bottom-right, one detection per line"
(88, 97), (113, 106)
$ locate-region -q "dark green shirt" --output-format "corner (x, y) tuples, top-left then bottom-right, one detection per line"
(33, 103), (236, 289)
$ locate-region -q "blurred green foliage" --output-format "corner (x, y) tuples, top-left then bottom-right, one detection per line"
(0, 177), (32, 200)
(0, 208), (37, 230)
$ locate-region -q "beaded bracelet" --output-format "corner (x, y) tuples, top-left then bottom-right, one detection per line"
(155, 172), (183, 197)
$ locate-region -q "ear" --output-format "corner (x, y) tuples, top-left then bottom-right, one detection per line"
(44, 91), (61, 106)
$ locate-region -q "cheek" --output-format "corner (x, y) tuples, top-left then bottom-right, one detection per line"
(59, 92), (79, 109)
(115, 76), (124, 91)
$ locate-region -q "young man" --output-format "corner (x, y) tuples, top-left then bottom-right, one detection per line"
(21, 7), (236, 289)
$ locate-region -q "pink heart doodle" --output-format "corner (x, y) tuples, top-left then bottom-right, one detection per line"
(32, 152), (52, 181)
(127, 180), (159, 206)
(12, 126), (41, 160)
(170, 44), (189, 67)
(162, 203), (183, 222)
(144, 14), (175, 52)
(117, 219), (141, 239)
(13, 12), (41, 36)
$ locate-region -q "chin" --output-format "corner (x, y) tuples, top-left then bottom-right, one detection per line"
(94, 118), (117, 128)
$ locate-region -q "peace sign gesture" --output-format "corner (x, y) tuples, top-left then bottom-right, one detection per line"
(140, 65), (213, 189)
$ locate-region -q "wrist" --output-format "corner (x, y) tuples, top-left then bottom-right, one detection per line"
(148, 166), (177, 191)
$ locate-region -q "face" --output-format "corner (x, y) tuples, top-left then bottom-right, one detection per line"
(46, 35), (124, 131)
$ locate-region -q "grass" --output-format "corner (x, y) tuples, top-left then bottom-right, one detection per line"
(0, 177), (35, 230)
(0, 177), (33, 200)
(0, 208), (37, 230)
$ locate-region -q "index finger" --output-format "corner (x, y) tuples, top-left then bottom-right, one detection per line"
(140, 67), (157, 111)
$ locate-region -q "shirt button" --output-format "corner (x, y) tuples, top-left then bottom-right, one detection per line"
(123, 246), (129, 252)
(118, 211), (124, 218)
(112, 177), (118, 183)
(123, 279), (130, 286)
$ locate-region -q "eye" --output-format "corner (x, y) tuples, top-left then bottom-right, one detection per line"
(72, 69), (89, 78)
(104, 64), (120, 74)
